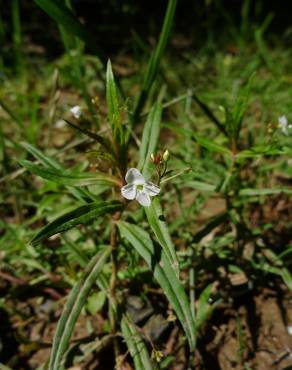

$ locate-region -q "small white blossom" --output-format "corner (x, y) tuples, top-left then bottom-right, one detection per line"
(121, 168), (160, 207)
(70, 105), (82, 119)
(278, 115), (292, 135)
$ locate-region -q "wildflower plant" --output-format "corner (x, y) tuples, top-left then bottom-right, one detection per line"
(21, 60), (196, 369)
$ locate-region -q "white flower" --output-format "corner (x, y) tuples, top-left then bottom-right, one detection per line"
(278, 115), (292, 135)
(121, 168), (160, 207)
(70, 105), (82, 119)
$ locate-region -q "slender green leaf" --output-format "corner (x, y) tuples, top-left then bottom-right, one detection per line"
(138, 103), (162, 176)
(65, 120), (114, 156)
(145, 197), (179, 275)
(192, 93), (227, 136)
(132, 0), (177, 122)
(192, 133), (232, 156)
(121, 315), (158, 370)
(239, 188), (292, 196)
(49, 247), (111, 370)
(20, 160), (120, 187)
(106, 60), (123, 144)
(195, 284), (218, 330)
(0, 99), (23, 128)
(31, 200), (123, 245)
(33, 0), (101, 56)
(20, 142), (62, 169)
(118, 221), (196, 349)
(185, 180), (216, 192)
(21, 142), (95, 201)
(236, 145), (290, 159)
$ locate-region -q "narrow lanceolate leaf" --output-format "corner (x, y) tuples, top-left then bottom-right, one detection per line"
(195, 284), (218, 331)
(138, 103), (162, 176)
(21, 142), (95, 202)
(118, 221), (196, 349)
(31, 200), (123, 245)
(20, 160), (120, 187)
(145, 197), (179, 276)
(33, 0), (101, 56)
(106, 60), (123, 144)
(191, 134), (232, 156)
(133, 0), (177, 122)
(65, 120), (114, 156)
(239, 187), (292, 196)
(49, 248), (111, 370)
(20, 142), (62, 169)
(121, 315), (158, 370)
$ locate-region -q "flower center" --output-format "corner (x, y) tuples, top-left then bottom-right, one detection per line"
(137, 184), (144, 191)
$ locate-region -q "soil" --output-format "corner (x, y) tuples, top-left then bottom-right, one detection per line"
(2, 281), (292, 370)
(194, 287), (292, 370)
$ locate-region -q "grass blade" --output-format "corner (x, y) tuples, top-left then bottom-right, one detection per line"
(118, 221), (196, 350)
(31, 200), (123, 245)
(121, 315), (158, 370)
(33, 0), (101, 56)
(132, 0), (177, 123)
(138, 103), (162, 176)
(49, 247), (111, 370)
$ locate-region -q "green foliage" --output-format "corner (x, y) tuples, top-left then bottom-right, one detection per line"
(31, 200), (123, 245)
(118, 221), (197, 350)
(121, 315), (158, 370)
(106, 60), (124, 146)
(138, 102), (162, 176)
(145, 197), (179, 275)
(48, 247), (111, 370)
(20, 160), (119, 187)
(132, 0), (177, 122)
(33, 0), (101, 56)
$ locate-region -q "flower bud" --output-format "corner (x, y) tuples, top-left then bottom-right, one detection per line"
(163, 149), (169, 162)
(150, 153), (155, 162)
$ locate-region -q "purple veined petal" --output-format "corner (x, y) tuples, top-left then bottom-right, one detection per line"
(144, 181), (160, 197)
(125, 168), (145, 185)
(136, 190), (151, 207)
(121, 183), (137, 200)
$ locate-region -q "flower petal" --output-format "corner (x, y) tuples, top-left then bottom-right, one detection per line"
(278, 115), (288, 126)
(144, 182), (160, 197)
(136, 190), (151, 207)
(125, 168), (145, 185)
(70, 105), (82, 119)
(121, 183), (136, 200)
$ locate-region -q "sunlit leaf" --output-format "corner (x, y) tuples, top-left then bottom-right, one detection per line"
(138, 102), (162, 176)
(106, 60), (123, 145)
(118, 221), (196, 349)
(145, 197), (179, 275)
